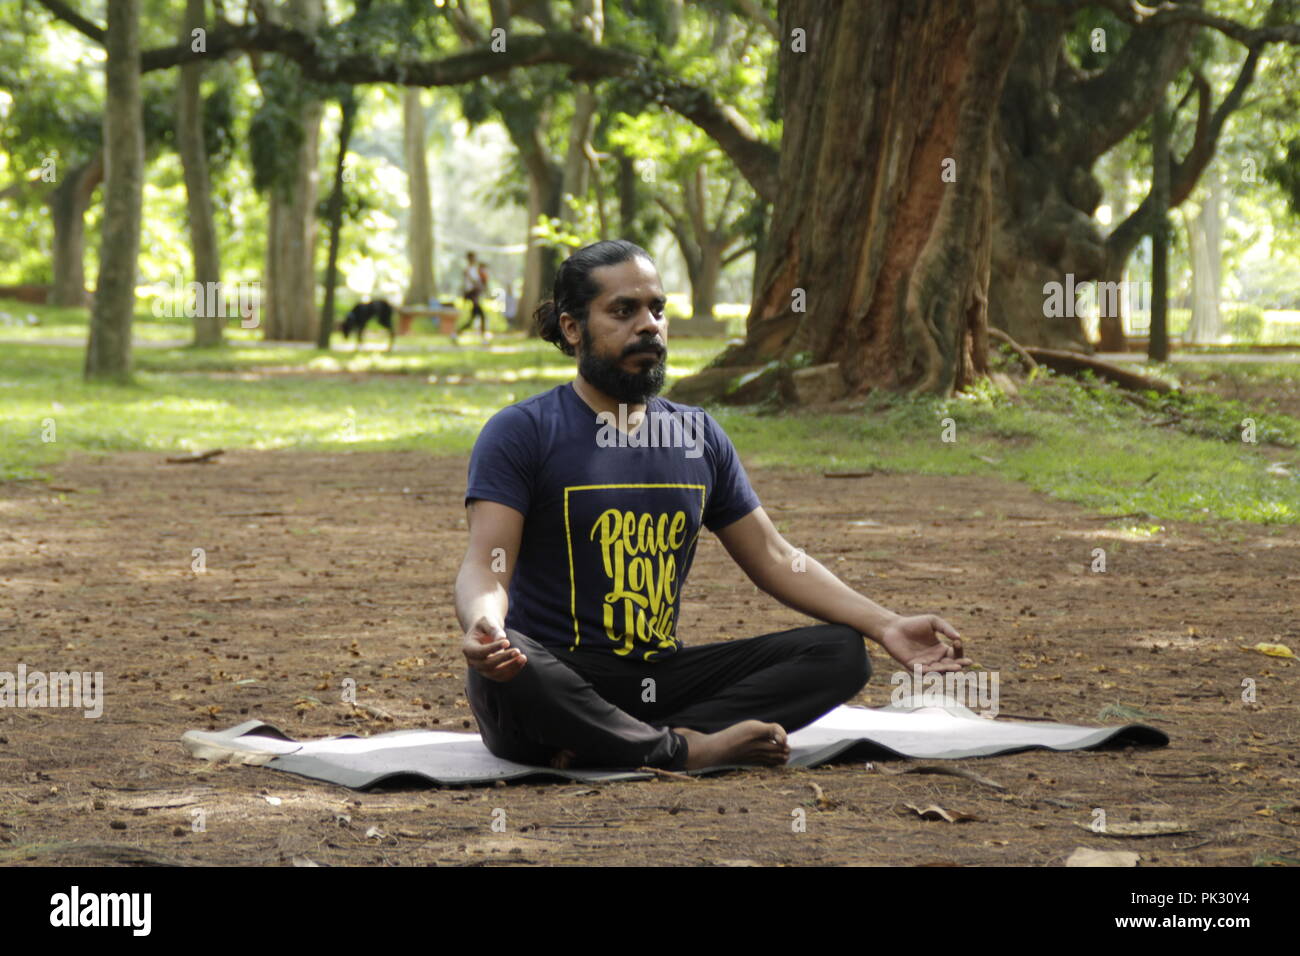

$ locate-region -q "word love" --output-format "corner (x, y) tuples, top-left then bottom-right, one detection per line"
(589, 508), (688, 657)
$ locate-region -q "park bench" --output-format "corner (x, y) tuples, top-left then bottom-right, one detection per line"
(395, 303), (460, 336)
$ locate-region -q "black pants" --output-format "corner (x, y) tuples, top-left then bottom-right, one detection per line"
(465, 624), (871, 772)
(457, 296), (486, 334)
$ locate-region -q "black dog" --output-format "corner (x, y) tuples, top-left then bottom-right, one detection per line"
(340, 299), (395, 351)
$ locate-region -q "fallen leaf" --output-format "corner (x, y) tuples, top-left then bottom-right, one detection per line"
(904, 803), (979, 823)
(808, 781), (838, 810)
(1241, 642), (1295, 660)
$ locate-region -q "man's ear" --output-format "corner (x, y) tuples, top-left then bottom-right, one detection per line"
(560, 313), (582, 351)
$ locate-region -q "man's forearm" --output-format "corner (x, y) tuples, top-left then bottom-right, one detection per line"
(746, 546), (901, 642)
(454, 563), (509, 633)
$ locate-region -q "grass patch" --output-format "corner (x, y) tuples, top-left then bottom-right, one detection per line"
(3, 316), (1298, 524)
(712, 370), (1299, 525)
(0, 333), (722, 481)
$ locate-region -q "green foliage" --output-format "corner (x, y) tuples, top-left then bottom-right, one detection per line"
(532, 197), (603, 252)
(458, 77), (496, 128)
(1062, 7), (1130, 71)
(1265, 136), (1300, 216)
(202, 78), (238, 171)
(1225, 302), (1266, 341)
(248, 62), (309, 200)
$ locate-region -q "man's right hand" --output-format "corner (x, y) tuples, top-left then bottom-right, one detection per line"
(462, 616), (527, 682)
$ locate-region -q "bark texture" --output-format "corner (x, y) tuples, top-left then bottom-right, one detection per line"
(403, 88), (435, 307)
(262, 0), (323, 342)
(177, 0), (223, 347)
(48, 152), (103, 308)
(990, 8), (1190, 351)
(1185, 169), (1223, 344)
(318, 90), (357, 350)
(675, 0), (1021, 398)
(84, 0), (143, 381)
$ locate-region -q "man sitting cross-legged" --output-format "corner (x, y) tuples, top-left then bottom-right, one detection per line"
(455, 239), (970, 772)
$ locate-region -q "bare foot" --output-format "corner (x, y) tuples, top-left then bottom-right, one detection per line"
(550, 748), (577, 769)
(673, 720), (789, 771)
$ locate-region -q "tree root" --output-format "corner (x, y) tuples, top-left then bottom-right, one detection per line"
(988, 329), (1175, 393)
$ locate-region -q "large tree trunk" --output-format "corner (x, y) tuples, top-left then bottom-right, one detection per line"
(403, 88), (435, 306)
(84, 0), (143, 382)
(263, 0), (323, 342)
(674, 0), (1021, 400)
(1185, 168), (1222, 344)
(177, 0), (223, 347)
(49, 153), (103, 308)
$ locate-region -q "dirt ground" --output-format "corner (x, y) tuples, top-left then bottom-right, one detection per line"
(1, 448), (1297, 867)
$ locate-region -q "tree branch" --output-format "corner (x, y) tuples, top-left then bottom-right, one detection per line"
(32, 0), (104, 43)
(445, 0), (486, 45)
(33, 4), (782, 201)
(722, 240), (757, 266)
(1108, 0), (1300, 47)
(1105, 45), (1260, 270)
(1062, 17), (1193, 163)
(1170, 45), (1259, 205)
(730, 0), (779, 41)
(714, 171), (738, 234)
(0, 174), (51, 202)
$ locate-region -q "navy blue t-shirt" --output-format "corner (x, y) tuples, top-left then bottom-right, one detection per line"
(464, 382), (761, 662)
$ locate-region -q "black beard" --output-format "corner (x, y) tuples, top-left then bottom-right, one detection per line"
(578, 325), (666, 405)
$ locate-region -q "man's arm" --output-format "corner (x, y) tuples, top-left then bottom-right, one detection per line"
(714, 507), (969, 672)
(455, 499), (527, 681)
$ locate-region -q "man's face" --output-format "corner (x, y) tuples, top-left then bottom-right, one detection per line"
(565, 257), (668, 405)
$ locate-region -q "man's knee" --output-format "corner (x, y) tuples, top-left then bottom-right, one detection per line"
(822, 625), (871, 697)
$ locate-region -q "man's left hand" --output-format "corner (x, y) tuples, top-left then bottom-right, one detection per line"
(877, 615), (970, 673)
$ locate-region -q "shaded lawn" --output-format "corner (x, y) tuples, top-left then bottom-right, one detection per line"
(1, 308), (1298, 524)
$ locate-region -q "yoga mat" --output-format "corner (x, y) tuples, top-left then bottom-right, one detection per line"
(181, 700), (1168, 789)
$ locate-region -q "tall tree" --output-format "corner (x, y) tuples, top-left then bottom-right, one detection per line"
(1149, 89), (1172, 362)
(1184, 165), (1224, 344)
(176, 0), (223, 346)
(48, 153), (103, 306)
(656, 160), (754, 321)
(257, 0), (323, 342)
(0, 35), (104, 306)
(683, 0), (1020, 396)
(317, 86), (357, 349)
(84, 0), (143, 382)
(403, 87), (435, 307)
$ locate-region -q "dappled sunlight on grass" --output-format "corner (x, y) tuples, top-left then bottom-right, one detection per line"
(711, 373), (1300, 524)
(3, 324), (1298, 523)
